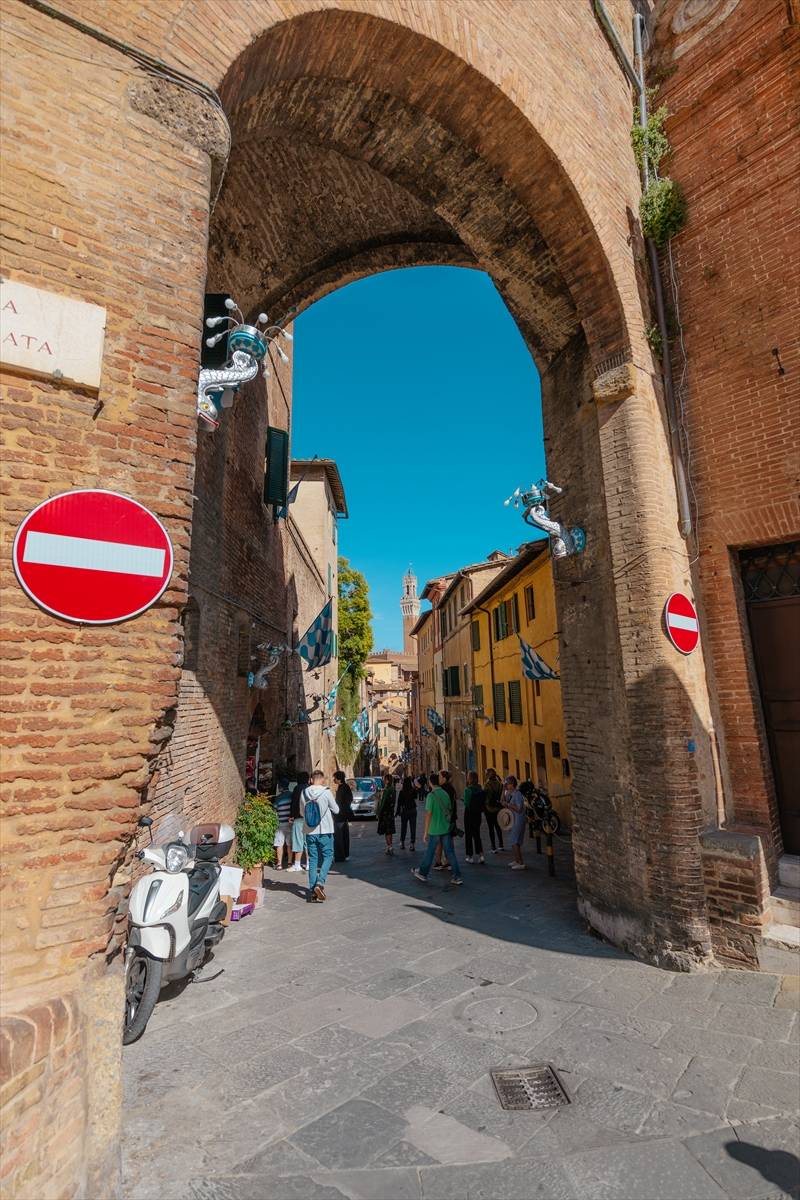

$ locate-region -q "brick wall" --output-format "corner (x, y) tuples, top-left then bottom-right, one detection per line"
(651, 0), (800, 884)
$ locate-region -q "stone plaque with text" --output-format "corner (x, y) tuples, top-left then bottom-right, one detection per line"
(0, 277), (106, 390)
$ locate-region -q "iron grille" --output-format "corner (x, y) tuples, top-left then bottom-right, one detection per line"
(740, 542), (800, 603)
(491, 1065), (571, 1112)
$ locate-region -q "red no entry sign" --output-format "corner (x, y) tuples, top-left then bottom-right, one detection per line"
(664, 591), (699, 655)
(12, 490), (173, 624)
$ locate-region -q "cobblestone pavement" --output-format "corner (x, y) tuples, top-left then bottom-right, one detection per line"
(123, 823), (800, 1200)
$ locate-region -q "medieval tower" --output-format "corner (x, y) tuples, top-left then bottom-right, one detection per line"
(400, 566), (420, 655)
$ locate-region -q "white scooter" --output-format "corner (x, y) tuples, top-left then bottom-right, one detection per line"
(123, 817), (234, 1043)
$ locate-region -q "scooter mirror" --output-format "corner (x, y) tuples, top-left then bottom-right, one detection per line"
(138, 816), (153, 828)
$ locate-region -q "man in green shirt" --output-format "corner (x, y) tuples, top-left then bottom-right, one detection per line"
(411, 782), (464, 884)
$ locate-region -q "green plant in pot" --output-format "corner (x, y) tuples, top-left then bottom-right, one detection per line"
(235, 791), (279, 884)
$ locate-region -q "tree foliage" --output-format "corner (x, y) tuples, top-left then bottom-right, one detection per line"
(336, 557), (372, 765)
(234, 792), (279, 870)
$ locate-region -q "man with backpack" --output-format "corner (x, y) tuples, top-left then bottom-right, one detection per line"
(300, 769), (340, 902)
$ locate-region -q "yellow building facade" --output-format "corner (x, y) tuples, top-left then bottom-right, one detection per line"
(465, 541), (572, 827)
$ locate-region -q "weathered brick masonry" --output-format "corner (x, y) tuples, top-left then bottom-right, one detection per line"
(651, 0), (800, 963)
(0, 0), (796, 1196)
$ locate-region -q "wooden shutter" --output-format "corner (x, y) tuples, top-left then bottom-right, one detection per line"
(471, 620), (481, 651)
(511, 594), (520, 634)
(493, 681), (506, 722)
(508, 679), (523, 724)
(525, 586), (536, 622)
(263, 427), (289, 506)
(472, 684), (484, 710)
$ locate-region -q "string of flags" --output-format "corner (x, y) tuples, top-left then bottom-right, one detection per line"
(351, 706), (369, 743)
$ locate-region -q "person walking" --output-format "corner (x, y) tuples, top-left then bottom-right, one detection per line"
(463, 770), (485, 864)
(288, 771), (309, 872)
(332, 770), (353, 863)
(396, 776), (418, 850)
(434, 770), (458, 870)
(301, 769), (339, 902)
(411, 777), (463, 885)
(501, 774), (527, 869)
(483, 768), (505, 853)
(376, 772), (396, 855)
(271, 777), (293, 869)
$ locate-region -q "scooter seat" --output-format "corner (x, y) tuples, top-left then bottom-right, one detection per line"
(187, 863), (220, 916)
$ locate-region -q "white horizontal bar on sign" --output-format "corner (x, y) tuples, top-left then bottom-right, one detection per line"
(667, 612), (698, 631)
(23, 531), (165, 577)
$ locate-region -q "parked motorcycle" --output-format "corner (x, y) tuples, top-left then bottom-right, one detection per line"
(521, 781), (561, 836)
(123, 817), (234, 1044)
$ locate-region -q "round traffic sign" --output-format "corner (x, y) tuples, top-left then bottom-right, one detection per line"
(12, 490), (173, 624)
(664, 591), (699, 655)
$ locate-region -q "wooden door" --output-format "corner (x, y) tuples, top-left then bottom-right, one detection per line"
(741, 542), (800, 855)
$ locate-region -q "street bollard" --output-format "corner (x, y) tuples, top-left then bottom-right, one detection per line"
(546, 831), (555, 876)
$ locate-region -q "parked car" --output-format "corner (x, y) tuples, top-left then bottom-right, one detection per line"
(347, 776), (380, 818)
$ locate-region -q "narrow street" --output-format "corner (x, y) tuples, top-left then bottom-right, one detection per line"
(123, 826), (799, 1200)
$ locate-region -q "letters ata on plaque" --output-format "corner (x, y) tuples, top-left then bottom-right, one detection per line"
(0, 277), (106, 390)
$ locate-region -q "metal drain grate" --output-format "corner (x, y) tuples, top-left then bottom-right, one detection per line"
(491, 1064), (571, 1111)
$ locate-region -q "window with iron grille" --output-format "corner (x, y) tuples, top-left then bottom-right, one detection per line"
(740, 541), (800, 602)
(524, 585), (536, 622)
(493, 681), (506, 722)
(471, 620), (481, 651)
(508, 679), (523, 724)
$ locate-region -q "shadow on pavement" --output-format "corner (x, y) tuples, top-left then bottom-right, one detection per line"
(725, 1140), (800, 1195)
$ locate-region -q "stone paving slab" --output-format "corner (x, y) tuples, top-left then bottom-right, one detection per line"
(124, 823), (800, 1200)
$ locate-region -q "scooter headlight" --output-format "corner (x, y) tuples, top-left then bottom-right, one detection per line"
(165, 843), (189, 873)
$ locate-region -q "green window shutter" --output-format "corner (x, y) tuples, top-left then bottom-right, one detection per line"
(511, 594), (520, 634)
(452, 666), (460, 696)
(443, 668), (449, 697)
(508, 680), (523, 724)
(471, 620), (481, 651)
(472, 683), (484, 710)
(264, 427), (289, 506)
(493, 681), (506, 723)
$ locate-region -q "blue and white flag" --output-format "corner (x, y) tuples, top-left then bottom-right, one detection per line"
(297, 599), (334, 671)
(351, 706), (369, 742)
(426, 707), (445, 736)
(519, 636), (559, 681)
(421, 725), (432, 738)
(325, 664), (350, 712)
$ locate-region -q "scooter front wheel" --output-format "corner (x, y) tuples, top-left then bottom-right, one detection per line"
(123, 951), (163, 1045)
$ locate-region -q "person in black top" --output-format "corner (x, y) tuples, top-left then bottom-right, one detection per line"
(332, 770), (353, 862)
(396, 776), (418, 851)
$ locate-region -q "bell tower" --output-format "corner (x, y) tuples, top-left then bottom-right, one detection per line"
(400, 565), (420, 655)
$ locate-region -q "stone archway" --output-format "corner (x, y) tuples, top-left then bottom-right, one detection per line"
(197, 8), (718, 969)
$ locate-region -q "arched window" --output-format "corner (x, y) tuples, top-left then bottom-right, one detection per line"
(181, 598), (200, 671)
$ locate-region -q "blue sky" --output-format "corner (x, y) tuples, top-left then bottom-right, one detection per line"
(292, 266), (545, 649)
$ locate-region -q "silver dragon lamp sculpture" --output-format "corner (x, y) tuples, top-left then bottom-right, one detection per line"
(197, 299), (293, 430)
(505, 479), (586, 558)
